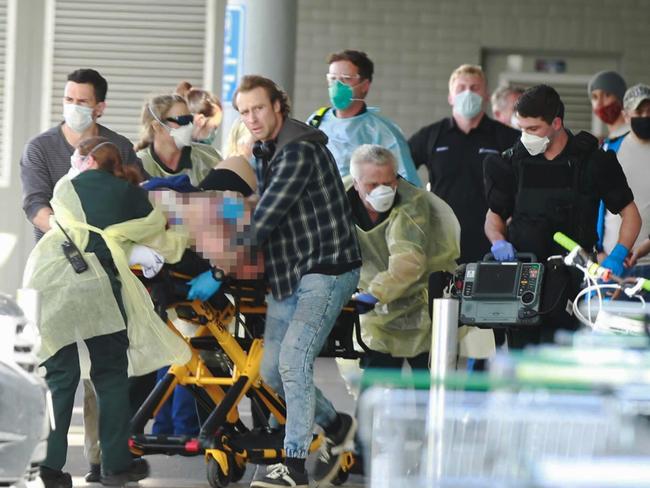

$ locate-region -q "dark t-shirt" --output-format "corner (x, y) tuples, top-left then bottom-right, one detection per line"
(483, 132), (634, 260)
(409, 115), (519, 263)
(20, 123), (145, 241)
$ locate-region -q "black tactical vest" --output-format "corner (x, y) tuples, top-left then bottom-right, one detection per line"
(505, 132), (600, 261)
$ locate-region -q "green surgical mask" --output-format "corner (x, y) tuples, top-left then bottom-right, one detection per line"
(198, 128), (217, 146)
(328, 80), (354, 111)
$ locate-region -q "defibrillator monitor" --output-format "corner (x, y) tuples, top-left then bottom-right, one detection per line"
(460, 261), (544, 327)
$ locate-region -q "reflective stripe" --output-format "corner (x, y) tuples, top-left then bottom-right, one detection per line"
(308, 106), (331, 129)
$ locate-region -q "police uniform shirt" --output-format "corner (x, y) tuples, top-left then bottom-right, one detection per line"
(409, 116), (519, 263)
(484, 132), (634, 260)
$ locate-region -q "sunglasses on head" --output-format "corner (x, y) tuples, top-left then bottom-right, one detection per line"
(164, 114), (194, 126)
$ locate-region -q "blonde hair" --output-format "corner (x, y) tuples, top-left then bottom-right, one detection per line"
(448, 64), (485, 93)
(134, 94), (187, 151)
(225, 118), (253, 159)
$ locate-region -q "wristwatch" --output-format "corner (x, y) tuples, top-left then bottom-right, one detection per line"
(212, 267), (225, 281)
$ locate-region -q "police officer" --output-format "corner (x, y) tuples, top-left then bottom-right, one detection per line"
(484, 84), (641, 347)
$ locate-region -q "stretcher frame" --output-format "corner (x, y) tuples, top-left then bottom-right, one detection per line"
(129, 268), (362, 487)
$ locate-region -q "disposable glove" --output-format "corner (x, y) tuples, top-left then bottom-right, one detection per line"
(142, 174), (198, 193)
(222, 197), (245, 221)
(353, 292), (379, 314)
(187, 270), (222, 301)
(601, 243), (629, 278)
(491, 240), (516, 261)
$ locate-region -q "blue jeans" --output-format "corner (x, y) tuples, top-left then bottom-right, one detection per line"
(625, 264), (650, 281)
(260, 269), (360, 459)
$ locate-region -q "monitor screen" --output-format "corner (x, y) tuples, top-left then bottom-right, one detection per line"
(474, 264), (518, 295)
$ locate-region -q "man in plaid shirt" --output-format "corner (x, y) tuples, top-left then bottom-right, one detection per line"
(234, 75), (361, 488)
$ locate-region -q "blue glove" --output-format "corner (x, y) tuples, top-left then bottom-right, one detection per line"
(491, 240), (516, 261)
(354, 292), (379, 314)
(187, 270), (222, 301)
(601, 243), (629, 278)
(142, 174), (198, 193)
(222, 197), (245, 221)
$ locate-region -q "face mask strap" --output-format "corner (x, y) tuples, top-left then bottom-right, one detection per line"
(79, 141), (118, 165)
(148, 104), (171, 131)
(89, 141), (116, 156)
(333, 79), (366, 102)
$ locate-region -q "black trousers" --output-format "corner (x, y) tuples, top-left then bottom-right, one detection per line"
(508, 260), (582, 349)
(360, 349), (430, 372)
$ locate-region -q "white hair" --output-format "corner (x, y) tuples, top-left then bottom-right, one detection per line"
(349, 144), (398, 181)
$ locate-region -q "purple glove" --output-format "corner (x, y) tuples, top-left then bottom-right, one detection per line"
(491, 240), (516, 261)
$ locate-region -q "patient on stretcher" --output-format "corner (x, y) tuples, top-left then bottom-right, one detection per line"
(134, 155), (264, 285)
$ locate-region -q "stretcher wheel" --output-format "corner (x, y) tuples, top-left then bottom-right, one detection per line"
(331, 467), (349, 486)
(207, 456), (230, 488)
(229, 457), (246, 483)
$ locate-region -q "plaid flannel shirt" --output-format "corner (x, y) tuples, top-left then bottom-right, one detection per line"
(254, 120), (361, 299)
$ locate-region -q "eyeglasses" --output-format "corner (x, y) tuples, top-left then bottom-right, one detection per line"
(164, 114), (194, 126)
(326, 73), (362, 86)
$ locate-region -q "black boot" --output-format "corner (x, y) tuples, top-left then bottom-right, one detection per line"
(100, 458), (149, 486)
(40, 466), (72, 488)
(85, 463), (101, 483)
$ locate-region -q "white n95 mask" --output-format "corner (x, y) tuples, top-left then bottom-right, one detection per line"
(169, 123), (194, 149)
(520, 131), (550, 156)
(365, 185), (396, 212)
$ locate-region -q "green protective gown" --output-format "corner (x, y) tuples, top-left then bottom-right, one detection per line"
(23, 173), (191, 374)
(351, 178), (460, 357)
(138, 142), (222, 187)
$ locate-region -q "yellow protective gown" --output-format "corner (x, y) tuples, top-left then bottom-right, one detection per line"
(23, 176), (191, 375)
(350, 178), (460, 358)
(138, 143), (222, 187)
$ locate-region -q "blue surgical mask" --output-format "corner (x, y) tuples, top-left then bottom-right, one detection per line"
(63, 103), (94, 133)
(453, 90), (483, 119)
(329, 80), (355, 111)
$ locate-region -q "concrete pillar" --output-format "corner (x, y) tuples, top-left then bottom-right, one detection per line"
(0, 0), (47, 295)
(241, 0), (297, 96)
(204, 0), (227, 97)
(220, 0), (297, 151)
